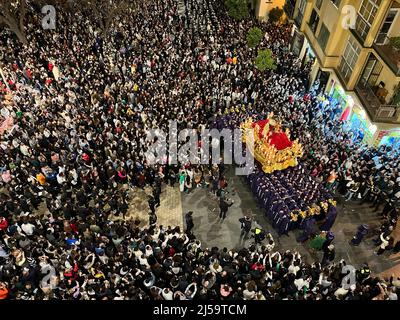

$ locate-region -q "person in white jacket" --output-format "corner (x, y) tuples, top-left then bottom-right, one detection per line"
(376, 234), (390, 255)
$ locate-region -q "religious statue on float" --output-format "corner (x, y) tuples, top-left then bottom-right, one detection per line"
(241, 112), (303, 174)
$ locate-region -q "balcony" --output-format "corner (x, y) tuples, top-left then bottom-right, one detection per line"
(355, 81), (400, 124)
(373, 37), (400, 76)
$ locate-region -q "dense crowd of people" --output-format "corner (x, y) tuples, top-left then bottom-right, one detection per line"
(0, 0), (399, 300)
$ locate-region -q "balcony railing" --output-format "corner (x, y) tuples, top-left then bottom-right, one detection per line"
(355, 81), (400, 124)
(373, 36), (400, 76)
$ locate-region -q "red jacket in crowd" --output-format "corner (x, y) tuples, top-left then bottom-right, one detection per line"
(0, 217), (8, 231)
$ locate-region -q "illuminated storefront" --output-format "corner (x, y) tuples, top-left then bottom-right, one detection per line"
(328, 80), (376, 145)
(348, 105), (376, 145)
(330, 83), (349, 112)
(377, 129), (400, 154)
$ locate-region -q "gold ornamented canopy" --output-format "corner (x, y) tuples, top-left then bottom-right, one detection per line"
(240, 114), (303, 174)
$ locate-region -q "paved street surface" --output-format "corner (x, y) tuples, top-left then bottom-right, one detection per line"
(181, 166), (400, 277)
(122, 185), (184, 230)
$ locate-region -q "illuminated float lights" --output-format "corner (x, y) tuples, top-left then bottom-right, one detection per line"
(240, 113), (304, 174)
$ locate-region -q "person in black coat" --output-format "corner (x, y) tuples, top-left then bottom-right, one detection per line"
(239, 216), (252, 239)
(253, 227), (266, 244)
(167, 169), (176, 187)
(350, 224), (369, 246)
(219, 198), (233, 220)
(149, 213), (157, 226)
(321, 244), (335, 267)
(393, 240), (400, 253)
(153, 185), (161, 207)
(148, 196), (156, 215)
(185, 211), (194, 234)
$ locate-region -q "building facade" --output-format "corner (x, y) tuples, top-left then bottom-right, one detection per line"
(252, 0), (286, 20)
(284, 0), (400, 148)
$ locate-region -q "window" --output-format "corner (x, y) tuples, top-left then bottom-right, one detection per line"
(295, 0), (307, 26)
(356, 0), (382, 41)
(359, 53), (382, 87)
(339, 36), (361, 83)
(376, 9), (398, 44)
(298, 0), (307, 14)
(317, 24), (330, 52)
(308, 9), (320, 34)
(315, 0), (323, 10)
(331, 0), (341, 8)
(284, 0), (296, 18)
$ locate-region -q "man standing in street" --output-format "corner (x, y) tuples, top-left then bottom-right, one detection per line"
(239, 216), (252, 239)
(148, 195), (156, 215)
(149, 212), (157, 226)
(185, 211), (194, 234)
(219, 197), (234, 220)
(253, 227), (266, 245)
(153, 184), (161, 207)
(322, 244), (336, 266)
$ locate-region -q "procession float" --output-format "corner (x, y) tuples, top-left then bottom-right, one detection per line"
(240, 112), (303, 174)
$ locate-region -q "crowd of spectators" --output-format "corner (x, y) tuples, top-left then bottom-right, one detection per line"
(0, 0), (399, 300)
